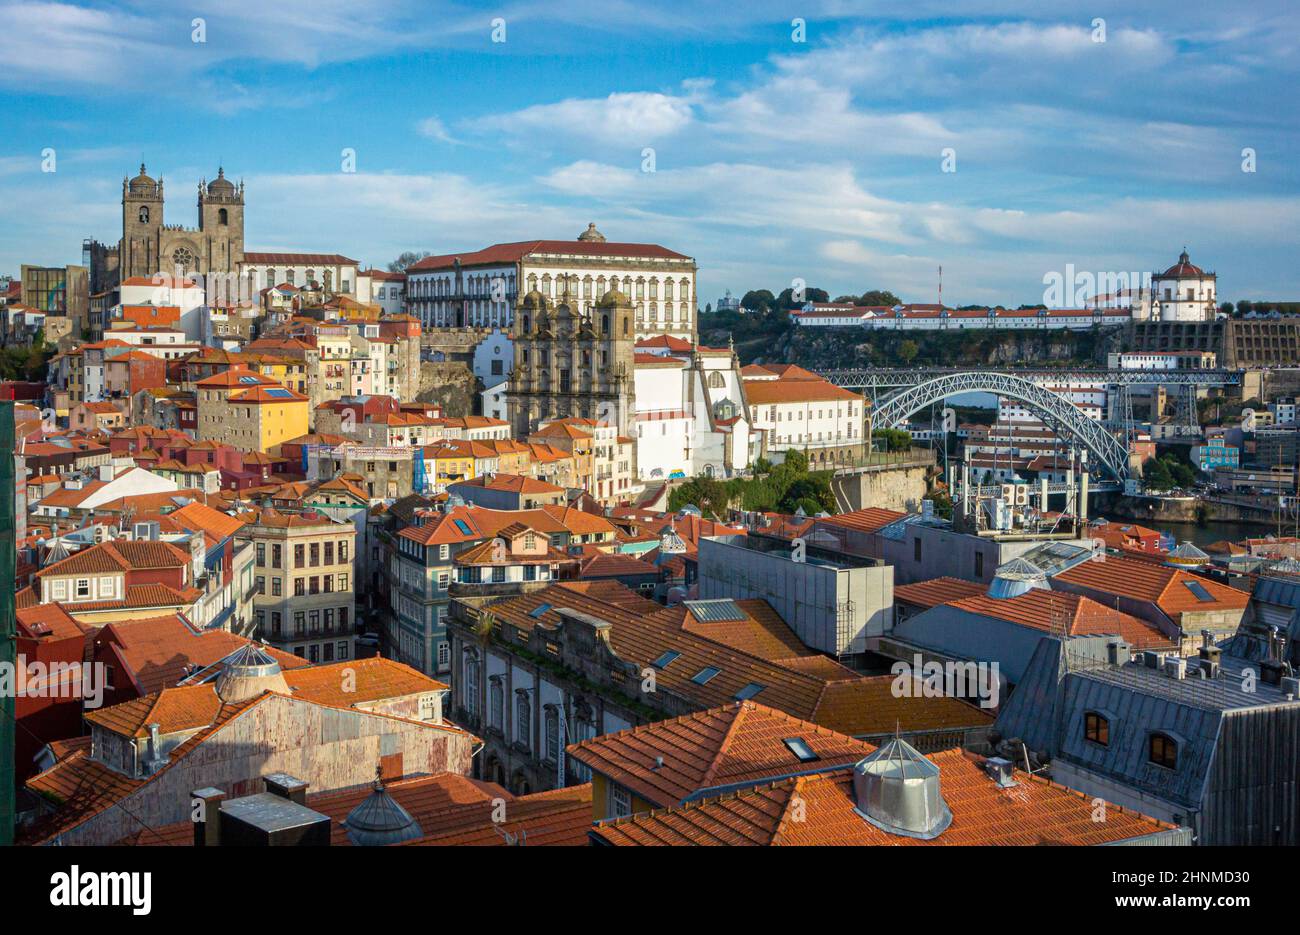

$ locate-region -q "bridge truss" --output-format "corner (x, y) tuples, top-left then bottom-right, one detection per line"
(868, 371), (1134, 481)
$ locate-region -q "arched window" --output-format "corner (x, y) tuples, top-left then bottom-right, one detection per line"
(490, 677), (504, 729)
(522, 314), (530, 333)
(601, 314), (609, 334)
(267, 268), (276, 286)
(707, 371), (726, 389)
(1084, 712), (1109, 746)
(463, 654), (479, 716)
(218, 207), (228, 225)
(516, 691), (531, 746)
(1149, 732), (1177, 769)
(138, 206), (149, 223)
(545, 707), (560, 762)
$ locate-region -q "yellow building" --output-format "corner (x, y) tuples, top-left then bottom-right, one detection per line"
(422, 442), (477, 489)
(196, 367), (309, 453)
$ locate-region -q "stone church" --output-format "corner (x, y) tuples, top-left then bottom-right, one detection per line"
(506, 286), (637, 438)
(118, 163), (245, 280)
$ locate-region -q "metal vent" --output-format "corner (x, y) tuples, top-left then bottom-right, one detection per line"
(851, 738), (952, 840)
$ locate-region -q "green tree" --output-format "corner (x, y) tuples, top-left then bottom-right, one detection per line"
(897, 340), (919, 365)
(741, 289), (776, 312)
(1143, 457), (1174, 490)
(860, 290), (901, 307)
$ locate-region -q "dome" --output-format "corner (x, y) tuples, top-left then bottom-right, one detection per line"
(519, 289), (548, 312)
(577, 222), (606, 243)
(215, 642), (289, 703)
(1160, 250), (1207, 279)
(343, 778), (423, 846)
(596, 287), (630, 307)
(987, 557), (1049, 599)
(207, 166), (235, 196)
(128, 163), (158, 194)
(1165, 541), (1210, 568)
(851, 737), (952, 839)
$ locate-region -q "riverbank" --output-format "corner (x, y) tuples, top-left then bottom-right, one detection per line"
(1099, 494), (1278, 529)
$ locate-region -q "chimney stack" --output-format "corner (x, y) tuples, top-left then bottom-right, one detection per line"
(264, 772), (310, 805)
(191, 787), (226, 846)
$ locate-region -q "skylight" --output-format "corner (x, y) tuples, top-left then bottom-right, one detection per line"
(1183, 580), (1215, 602)
(783, 737), (819, 762)
(453, 519), (474, 535)
(734, 682), (765, 701)
(527, 602), (552, 619)
(652, 650), (680, 670)
(691, 666), (721, 685)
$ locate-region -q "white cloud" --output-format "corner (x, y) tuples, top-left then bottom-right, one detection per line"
(480, 92), (695, 144)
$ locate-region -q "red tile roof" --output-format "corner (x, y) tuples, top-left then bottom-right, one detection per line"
(591, 746), (1175, 846)
(568, 701), (876, 807)
(408, 240), (690, 272)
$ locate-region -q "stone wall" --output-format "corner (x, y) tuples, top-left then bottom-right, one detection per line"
(418, 361), (479, 418)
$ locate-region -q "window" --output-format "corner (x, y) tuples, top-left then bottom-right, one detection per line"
(734, 682), (765, 701)
(652, 650), (680, 669)
(294, 544), (305, 568)
(324, 542), (334, 565)
(271, 577), (282, 597)
(545, 707), (560, 762)
(914, 538), (923, 562)
(271, 612), (282, 636)
(75, 578), (90, 598)
(516, 693), (531, 746)
(437, 641), (450, 666)
(272, 544), (282, 568)
(974, 551), (984, 578)
(339, 541), (349, 563)
(1149, 732), (1178, 769)
(783, 737), (819, 763)
(1183, 580), (1215, 603)
(691, 666), (721, 685)
(464, 658), (479, 716)
(256, 543), (266, 566)
(294, 578), (305, 596)
(1084, 712), (1109, 747)
(609, 783), (632, 818)
(255, 576), (265, 595)
(294, 612), (305, 636)
(310, 543), (320, 567)
(490, 679), (504, 729)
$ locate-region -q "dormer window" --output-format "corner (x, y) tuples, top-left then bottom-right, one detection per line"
(1084, 712), (1109, 747)
(1149, 732), (1178, 769)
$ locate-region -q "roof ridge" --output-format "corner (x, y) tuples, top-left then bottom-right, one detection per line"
(696, 702), (749, 790)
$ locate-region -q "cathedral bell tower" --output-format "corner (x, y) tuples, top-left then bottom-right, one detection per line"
(121, 164), (163, 279)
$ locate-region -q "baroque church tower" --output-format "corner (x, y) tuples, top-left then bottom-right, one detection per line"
(119, 163), (245, 280)
(507, 285), (637, 437)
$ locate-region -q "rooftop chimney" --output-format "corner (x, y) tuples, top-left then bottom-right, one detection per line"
(264, 772), (310, 804)
(191, 787), (226, 847)
(1198, 629), (1222, 664)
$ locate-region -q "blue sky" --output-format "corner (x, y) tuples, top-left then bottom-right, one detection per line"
(2, 0), (1298, 307)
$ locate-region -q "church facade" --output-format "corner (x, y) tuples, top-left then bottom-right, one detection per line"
(506, 287), (637, 440)
(118, 164), (246, 281)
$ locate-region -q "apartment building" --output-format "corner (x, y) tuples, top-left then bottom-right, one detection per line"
(245, 508), (357, 663)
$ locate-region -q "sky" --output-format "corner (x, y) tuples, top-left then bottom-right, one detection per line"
(1, 0), (1298, 308)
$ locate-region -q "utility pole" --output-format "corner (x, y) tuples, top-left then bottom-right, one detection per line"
(0, 400), (15, 845)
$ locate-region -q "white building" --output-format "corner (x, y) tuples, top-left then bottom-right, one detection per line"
(405, 224), (698, 342)
(357, 268), (407, 315)
(473, 327), (513, 390)
(1135, 250), (1218, 322)
(632, 337), (752, 480)
(118, 275), (207, 340)
(239, 252), (360, 297)
(741, 364), (866, 467)
(794, 303), (1130, 330)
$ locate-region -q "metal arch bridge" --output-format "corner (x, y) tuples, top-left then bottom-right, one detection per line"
(824, 367), (1241, 392)
(867, 371), (1134, 481)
